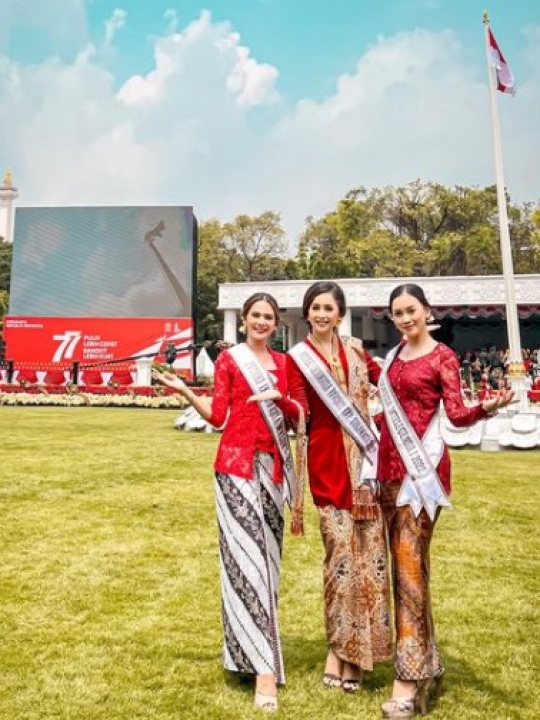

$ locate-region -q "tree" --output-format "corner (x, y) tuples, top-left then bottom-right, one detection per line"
(195, 219), (232, 342)
(295, 186), (422, 278)
(0, 238), (12, 293)
(509, 202), (540, 274)
(220, 211), (286, 281)
(293, 181), (539, 279)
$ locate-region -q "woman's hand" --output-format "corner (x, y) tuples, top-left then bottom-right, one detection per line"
(152, 368), (187, 393)
(247, 389), (282, 403)
(482, 388), (516, 414)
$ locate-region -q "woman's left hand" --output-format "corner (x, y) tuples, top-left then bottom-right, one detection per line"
(482, 389), (517, 413)
(247, 389), (282, 403)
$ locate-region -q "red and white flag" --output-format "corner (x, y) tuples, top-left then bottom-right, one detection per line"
(488, 28), (516, 95)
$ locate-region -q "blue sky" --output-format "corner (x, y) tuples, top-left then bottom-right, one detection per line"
(0, 0), (539, 242)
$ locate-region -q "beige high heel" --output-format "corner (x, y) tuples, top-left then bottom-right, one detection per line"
(382, 672), (444, 718)
(381, 696), (416, 719)
(254, 691), (278, 712)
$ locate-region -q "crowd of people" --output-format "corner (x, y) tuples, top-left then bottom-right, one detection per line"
(459, 346), (538, 400)
(152, 283), (514, 718)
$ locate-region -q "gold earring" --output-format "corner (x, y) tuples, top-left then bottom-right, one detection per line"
(239, 324), (246, 334)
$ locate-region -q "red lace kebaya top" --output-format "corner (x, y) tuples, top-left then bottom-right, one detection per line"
(287, 339), (381, 510)
(377, 343), (488, 494)
(208, 346), (300, 483)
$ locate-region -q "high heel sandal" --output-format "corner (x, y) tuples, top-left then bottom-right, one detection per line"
(381, 678), (429, 719)
(254, 691), (278, 712)
(322, 673), (342, 689)
(341, 664), (363, 693)
(323, 649), (343, 689)
(382, 672), (445, 718)
(381, 696), (416, 719)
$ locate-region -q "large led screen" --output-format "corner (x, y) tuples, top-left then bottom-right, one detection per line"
(8, 206), (195, 318)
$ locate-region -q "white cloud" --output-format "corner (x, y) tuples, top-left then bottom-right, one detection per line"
(225, 39), (279, 108)
(104, 8), (127, 45)
(164, 9), (178, 34)
(1, 9), (539, 245)
(117, 11), (279, 108)
(0, 0), (88, 57)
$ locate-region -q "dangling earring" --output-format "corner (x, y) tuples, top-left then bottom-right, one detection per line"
(239, 324), (246, 334)
(427, 314), (435, 324)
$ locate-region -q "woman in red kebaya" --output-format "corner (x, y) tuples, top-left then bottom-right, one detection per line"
(287, 281), (392, 694)
(377, 284), (515, 719)
(153, 293), (303, 713)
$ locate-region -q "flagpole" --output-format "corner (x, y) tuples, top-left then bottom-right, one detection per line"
(483, 10), (526, 407)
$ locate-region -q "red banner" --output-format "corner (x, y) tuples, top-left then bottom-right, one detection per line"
(3, 316), (194, 375)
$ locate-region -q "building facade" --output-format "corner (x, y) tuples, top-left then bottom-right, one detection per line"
(218, 275), (540, 356)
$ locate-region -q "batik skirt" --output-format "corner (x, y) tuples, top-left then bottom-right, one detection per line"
(318, 504), (392, 670)
(214, 452), (286, 683)
(380, 482), (445, 681)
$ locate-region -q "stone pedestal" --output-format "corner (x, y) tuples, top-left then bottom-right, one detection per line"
(135, 358), (153, 386)
(480, 413), (512, 452)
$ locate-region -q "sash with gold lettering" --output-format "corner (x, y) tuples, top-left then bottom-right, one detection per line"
(379, 344), (451, 520)
(229, 343), (297, 507)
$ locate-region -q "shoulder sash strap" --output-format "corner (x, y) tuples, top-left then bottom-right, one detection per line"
(229, 343), (296, 506)
(289, 341), (378, 471)
(379, 344), (451, 520)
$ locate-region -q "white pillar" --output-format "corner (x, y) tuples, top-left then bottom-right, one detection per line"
(287, 316), (305, 347)
(0, 170), (19, 244)
(223, 309), (238, 345)
(339, 309), (352, 337)
(286, 320), (295, 348)
(362, 313), (375, 342)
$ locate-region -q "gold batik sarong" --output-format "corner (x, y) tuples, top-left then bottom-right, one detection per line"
(380, 482), (445, 681)
(318, 504), (392, 669)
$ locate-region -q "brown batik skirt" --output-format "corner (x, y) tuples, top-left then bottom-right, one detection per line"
(318, 504), (392, 670)
(380, 482), (445, 681)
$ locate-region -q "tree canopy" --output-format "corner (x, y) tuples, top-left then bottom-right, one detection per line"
(1, 183), (540, 343)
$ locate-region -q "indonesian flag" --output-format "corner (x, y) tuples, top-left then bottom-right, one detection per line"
(488, 28), (516, 95)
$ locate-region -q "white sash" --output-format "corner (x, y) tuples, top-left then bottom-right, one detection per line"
(229, 343), (296, 506)
(289, 341), (378, 480)
(379, 344), (451, 520)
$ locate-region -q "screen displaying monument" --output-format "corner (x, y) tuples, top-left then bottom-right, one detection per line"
(5, 206), (197, 373)
(9, 205), (195, 317)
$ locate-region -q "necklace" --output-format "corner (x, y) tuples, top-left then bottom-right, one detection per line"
(309, 333), (338, 362)
(309, 334), (347, 387)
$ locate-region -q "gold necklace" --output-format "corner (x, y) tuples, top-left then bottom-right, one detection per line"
(309, 334), (346, 387)
(310, 333), (337, 360)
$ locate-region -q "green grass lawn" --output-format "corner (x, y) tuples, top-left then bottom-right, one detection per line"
(1, 407), (538, 720)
